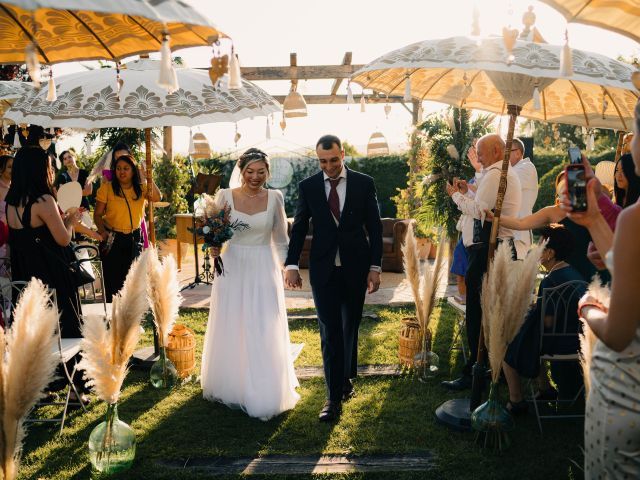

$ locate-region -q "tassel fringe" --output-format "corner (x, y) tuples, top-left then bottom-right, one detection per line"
(158, 33), (179, 93)
(560, 30), (574, 77)
(228, 47), (242, 90)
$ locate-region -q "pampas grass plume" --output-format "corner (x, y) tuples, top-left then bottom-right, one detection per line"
(579, 278), (610, 397)
(80, 250), (151, 404)
(402, 223), (424, 325)
(147, 246), (183, 347)
(1, 279), (59, 480)
(421, 232), (447, 332)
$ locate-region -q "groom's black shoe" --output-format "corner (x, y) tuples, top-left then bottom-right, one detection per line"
(342, 379), (355, 402)
(318, 400), (341, 422)
(440, 375), (472, 391)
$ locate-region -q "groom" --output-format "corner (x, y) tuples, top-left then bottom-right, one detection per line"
(285, 134), (383, 422)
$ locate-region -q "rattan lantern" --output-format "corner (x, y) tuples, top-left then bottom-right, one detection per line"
(283, 84), (307, 118)
(366, 131), (389, 157)
(166, 324), (196, 378)
(190, 132), (212, 160)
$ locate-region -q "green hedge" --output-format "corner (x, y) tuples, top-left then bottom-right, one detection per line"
(533, 149), (616, 180)
(347, 155), (409, 218)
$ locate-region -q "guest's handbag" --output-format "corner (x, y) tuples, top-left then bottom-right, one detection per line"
(35, 237), (96, 287)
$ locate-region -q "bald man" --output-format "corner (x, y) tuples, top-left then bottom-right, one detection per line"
(443, 134), (522, 390)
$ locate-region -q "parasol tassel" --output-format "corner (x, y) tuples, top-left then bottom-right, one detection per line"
(560, 30), (573, 77)
(84, 137), (92, 156)
(532, 86), (541, 110)
(46, 69), (57, 102)
(404, 74), (412, 102)
(158, 34), (178, 93)
(228, 48), (242, 90)
(13, 130), (20, 149)
(346, 82), (355, 105)
(360, 94), (366, 113)
(25, 42), (41, 88)
(266, 117), (271, 140)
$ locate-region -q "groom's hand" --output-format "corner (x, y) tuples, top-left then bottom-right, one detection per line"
(367, 271), (381, 294)
(284, 269), (302, 289)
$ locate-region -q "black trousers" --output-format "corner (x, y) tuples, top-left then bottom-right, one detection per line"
(312, 266), (367, 402)
(102, 230), (142, 303)
(463, 239), (516, 376)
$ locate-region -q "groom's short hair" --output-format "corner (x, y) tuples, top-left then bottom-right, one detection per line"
(316, 135), (342, 151)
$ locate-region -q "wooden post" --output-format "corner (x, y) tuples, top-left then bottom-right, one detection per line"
(145, 128), (156, 245)
(163, 126), (173, 162)
(614, 131), (625, 163)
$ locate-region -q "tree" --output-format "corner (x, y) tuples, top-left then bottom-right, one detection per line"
(342, 140), (360, 157)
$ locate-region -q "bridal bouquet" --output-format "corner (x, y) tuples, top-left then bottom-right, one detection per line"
(191, 202), (250, 277)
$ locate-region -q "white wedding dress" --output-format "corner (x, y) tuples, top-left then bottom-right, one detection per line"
(201, 188), (300, 420)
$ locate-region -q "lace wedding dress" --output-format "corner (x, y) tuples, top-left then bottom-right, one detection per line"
(200, 188), (300, 420)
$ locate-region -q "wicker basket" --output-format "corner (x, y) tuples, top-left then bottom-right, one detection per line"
(166, 324), (196, 378)
(399, 317), (422, 367)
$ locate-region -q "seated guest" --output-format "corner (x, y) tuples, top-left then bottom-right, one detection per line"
(502, 224), (587, 413)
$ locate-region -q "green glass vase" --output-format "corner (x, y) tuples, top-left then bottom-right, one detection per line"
(88, 403), (136, 473)
(150, 346), (179, 389)
(471, 382), (514, 451)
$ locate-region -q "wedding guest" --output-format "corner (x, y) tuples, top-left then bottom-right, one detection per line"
(502, 224), (586, 414)
(509, 138), (539, 259)
(442, 134), (521, 391)
(55, 150), (92, 209)
(94, 154), (160, 302)
(613, 153), (640, 208)
(201, 148), (300, 420)
(570, 101), (640, 479)
(0, 155), (13, 279)
(0, 155), (12, 202)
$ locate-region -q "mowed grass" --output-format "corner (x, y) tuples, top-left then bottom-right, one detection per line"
(19, 302), (583, 480)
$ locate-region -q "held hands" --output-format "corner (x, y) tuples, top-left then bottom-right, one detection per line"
(284, 269), (302, 289)
(367, 271), (381, 294)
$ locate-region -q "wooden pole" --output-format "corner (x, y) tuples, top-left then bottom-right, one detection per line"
(469, 104), (521, 411)
(145, 128), (156, 245)
(614, 131), (625, 163)
(163, 126), (173, 162)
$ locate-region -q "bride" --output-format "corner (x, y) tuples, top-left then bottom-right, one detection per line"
(201, 148), (300, 420)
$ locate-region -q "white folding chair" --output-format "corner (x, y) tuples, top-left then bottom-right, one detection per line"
(529, 279), (588, 434)
(0, 280), (88, 434)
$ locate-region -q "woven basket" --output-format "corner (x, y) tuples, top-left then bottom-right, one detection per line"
(166, 324), (196, 378)
(399, 317), (422, 367)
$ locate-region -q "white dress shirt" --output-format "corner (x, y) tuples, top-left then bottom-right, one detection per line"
(454, 172), (483, 247)
(451, 163), (521, 243)
(511, 157), (539, 259)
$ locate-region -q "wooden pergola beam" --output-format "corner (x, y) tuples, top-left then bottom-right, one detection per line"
(330, 52), (352, 95)
(239, 64), (364, 81)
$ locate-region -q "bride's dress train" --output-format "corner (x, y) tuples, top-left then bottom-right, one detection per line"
(201, 188), (300, 420)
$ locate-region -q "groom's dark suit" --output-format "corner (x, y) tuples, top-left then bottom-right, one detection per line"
(286, 167), (383, 402)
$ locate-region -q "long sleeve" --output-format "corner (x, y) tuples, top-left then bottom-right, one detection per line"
(597, 193), (621, 231)
(364, 177), (383, 268)
(271, 190), (289, 265)
(451, 190), (488, 220)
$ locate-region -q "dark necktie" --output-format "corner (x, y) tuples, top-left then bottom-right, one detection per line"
(328, 178), (341, 221)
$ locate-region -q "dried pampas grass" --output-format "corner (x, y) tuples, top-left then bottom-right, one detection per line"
(1, 279), (59, 480)
(421, 232), (448, 332)
(579, 278), (610, 397)
(402, 223), (424, 325)
(482, 242), (544, 383)
(80, 250), (151, 404)
(147, 246), (183, 347)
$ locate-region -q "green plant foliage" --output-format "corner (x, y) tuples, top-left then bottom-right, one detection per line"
(153, 154), (190, 239)
(347, 155), (409, 218)
(532, 148), (616, 181)
(534, 163), (566, 212)
(415, 108), (494, 238)
(84, 128), (161, 157)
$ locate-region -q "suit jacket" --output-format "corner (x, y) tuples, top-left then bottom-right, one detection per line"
(285, 168), (383, 287)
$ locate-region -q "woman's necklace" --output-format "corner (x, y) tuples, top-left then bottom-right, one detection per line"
(241, 186), (264, 198)
(546, 260), (568, 275)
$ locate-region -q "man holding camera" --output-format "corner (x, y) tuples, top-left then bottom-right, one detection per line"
(443, 134), (522, 390)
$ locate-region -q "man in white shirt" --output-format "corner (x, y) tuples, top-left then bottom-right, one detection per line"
(510, 138), (539, 259)
(442, 134), (522, 391)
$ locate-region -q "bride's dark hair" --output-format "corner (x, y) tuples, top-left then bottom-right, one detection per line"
(238, 148), (270, 174)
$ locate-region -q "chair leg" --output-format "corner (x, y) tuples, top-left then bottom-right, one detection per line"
(529, 381), (543, 435)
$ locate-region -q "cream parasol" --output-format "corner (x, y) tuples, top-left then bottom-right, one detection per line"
(539, 0), (640, 44)
(6, 59), (280, 243)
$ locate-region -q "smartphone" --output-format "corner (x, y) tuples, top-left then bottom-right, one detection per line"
(565, 164), (587, 212)
(568, 146), (582, 165)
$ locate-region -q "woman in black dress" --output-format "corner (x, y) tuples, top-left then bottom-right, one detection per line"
(5, 146), (84, 337)
(55, 150), (93, 209)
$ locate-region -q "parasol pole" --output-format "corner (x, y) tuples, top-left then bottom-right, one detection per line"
(469, 103), (522, 411)
(614, 131), (625, 163)
(145, 127), (156, 245)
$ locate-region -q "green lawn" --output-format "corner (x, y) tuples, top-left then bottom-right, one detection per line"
(19, 302), (583, 479)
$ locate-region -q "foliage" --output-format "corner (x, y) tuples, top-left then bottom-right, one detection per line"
(534, 163), (566, 212)
(84, 128), (161, 157)
(342, 140), (361, 157)
(392, 132), (429, 222)
(278, 157), (319, 216)
(154, 154), (190, 239)
(347, 155), (409, 218)
(415, 108), (494, 238)
(531, 120), (619, 152)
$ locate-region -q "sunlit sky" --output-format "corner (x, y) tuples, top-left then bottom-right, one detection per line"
(54, 0), (639, 157)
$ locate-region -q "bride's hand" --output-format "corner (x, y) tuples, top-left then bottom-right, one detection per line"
(210, 246), (221, 257)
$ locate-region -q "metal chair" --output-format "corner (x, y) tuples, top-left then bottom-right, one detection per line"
(529, 279), (588, 434)
(74, 244), (109, 319)
(0, 280), (88, 434)
(446, 296), (468, 364)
